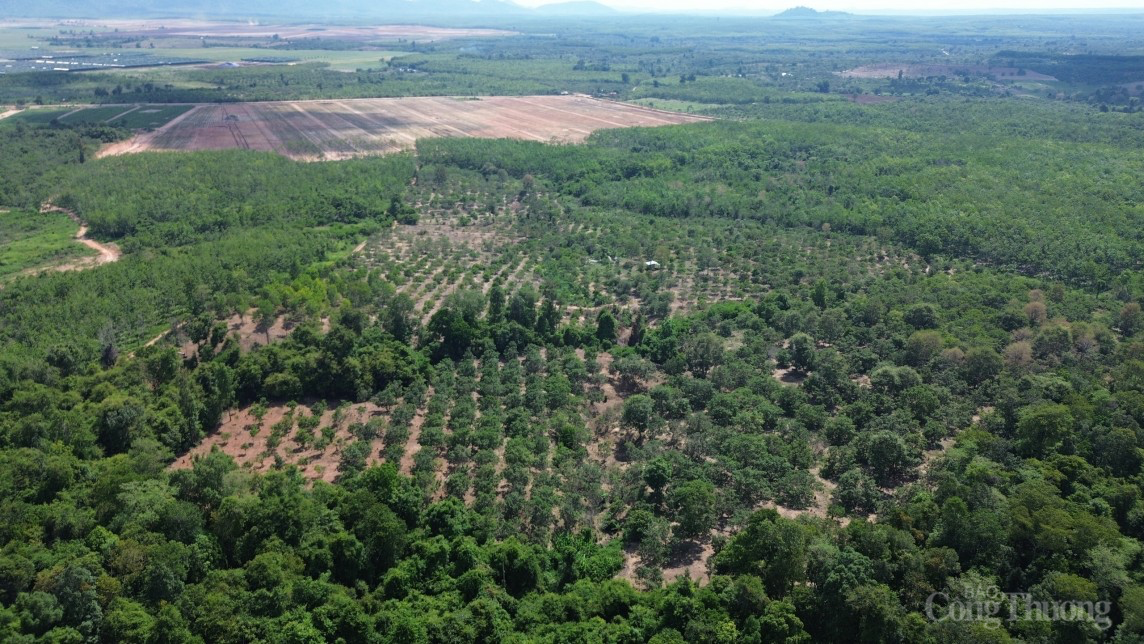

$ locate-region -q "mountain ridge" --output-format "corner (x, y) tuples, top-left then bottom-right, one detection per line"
(774, 6), (853, 18)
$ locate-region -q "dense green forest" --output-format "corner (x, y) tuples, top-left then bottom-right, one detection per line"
(3, 10), (1144, 644)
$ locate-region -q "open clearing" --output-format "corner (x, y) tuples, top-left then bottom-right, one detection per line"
(98, 96), (709, 160)
(837, 63), (1057, 81)
(37, 204), (121, 269)
(0, 208), (92, 280)
(0, 205), (121, 282)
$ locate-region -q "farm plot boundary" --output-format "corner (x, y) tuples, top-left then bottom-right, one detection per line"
(99, 95), (710, 161)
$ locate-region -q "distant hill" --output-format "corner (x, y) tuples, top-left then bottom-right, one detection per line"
(774, 6), (852, 19)
(534, 1), (617, 16)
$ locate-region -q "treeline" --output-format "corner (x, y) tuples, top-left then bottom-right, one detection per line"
(0, 62), (566, 106)
(54, 151), (413, 245)
(630, 76), (842, 105)
(995, 51), (1144, 86)
(712, 96), (1144, 150)
(0, 123), (125, 209)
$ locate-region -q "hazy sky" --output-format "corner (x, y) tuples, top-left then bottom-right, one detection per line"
(514, 0), (1144, 13)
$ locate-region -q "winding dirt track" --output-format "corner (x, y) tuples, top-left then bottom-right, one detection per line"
(39, 203), (122, 268)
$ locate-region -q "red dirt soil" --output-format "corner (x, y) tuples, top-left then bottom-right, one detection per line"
(171, 401), (384, 483)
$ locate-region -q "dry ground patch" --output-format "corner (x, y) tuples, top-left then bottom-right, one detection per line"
(100, 96), (709, 161)
(838, 63), (1057, 81)
(171, 401), (386, 483)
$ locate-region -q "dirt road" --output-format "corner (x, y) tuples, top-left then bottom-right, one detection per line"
(39, 203), (122, 268)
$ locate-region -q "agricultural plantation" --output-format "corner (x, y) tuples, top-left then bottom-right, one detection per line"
(7, 103), (196, 129)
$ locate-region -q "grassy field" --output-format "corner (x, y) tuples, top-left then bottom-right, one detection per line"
(8, 104), (195, 129)
(0, 208), (91, 280)
(0, 24), (54, 48)
(3, 107), (71, 124)
(58, 105), (137, 124)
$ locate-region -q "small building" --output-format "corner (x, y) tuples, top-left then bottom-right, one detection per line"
(645, 260), (661, 270)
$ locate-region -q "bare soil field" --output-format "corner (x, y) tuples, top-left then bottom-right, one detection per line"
(171, 400), (385, 483)
(99, 96), (709, 161)
(838, 63), (1057, 82)
(846, 93), (898, 105)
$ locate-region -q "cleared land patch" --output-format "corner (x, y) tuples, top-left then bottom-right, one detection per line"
(838, 63), (1057, 81)
(101, 96), (709, 161)
(171, 400), (386, 483)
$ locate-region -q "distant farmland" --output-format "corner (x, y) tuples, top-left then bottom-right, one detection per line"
(99, 96), (709, 160)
